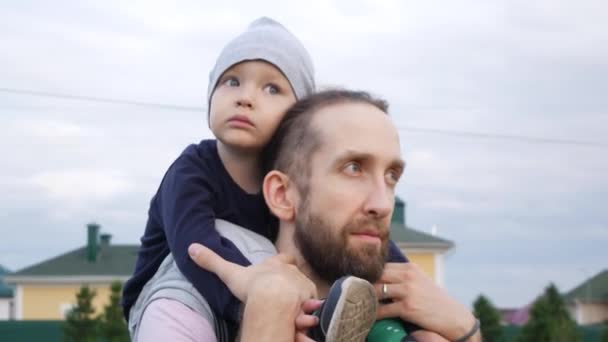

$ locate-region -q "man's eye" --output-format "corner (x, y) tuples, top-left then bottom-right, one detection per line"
(344, 162), (362, 175)
(386, 170), (401, 185)
(265, 84), (279, 94)
(223, 77), (239, 87)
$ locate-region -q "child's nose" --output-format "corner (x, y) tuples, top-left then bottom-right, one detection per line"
(236, 85), (255, 108)
(236, 98), (253, 108)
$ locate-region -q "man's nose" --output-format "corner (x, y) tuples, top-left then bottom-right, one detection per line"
(364, 179), (393, 219)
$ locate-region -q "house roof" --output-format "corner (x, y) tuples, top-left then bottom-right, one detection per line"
(7, 196), (453, 281)
(499, 306), (530, 326)
(0, 265), (14, 298)
(563, 269), (608, 303)
(8, 245), (138, 279)
(390, 197), (454, 250)
(390, 223), (454, 250)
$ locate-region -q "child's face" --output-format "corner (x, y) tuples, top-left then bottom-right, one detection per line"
(209, 60), (296, 151)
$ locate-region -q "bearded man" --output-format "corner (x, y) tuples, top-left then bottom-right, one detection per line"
(190, 89), (481, 342)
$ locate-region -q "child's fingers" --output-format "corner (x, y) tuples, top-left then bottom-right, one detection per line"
(295, 313), (319, 330)
(295, 332), (315, 342)
(188, 243), (243, 282)
(300, 299), (323, 314)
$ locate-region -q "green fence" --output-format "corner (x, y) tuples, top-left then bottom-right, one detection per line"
(0, 320), (132, 342)
(0, 320), (63, 342)
(503, 324), (605, 342)
(0, 321), (605, 342)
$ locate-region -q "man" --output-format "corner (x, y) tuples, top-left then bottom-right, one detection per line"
(189, 89), (481, 341)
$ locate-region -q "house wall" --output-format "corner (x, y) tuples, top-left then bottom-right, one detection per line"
(570, 302), (608, 325)
(0, 299), (12, 320)
(403, 252), (436, 280)
(19, 283), (113, 320)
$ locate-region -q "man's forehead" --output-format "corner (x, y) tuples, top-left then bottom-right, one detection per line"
(310, 101), (402, 161)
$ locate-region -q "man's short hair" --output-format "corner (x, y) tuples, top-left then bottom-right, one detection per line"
(262, 89), (389, 193)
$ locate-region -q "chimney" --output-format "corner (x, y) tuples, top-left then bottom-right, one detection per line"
(86, 223), (100, 262)
(100, 233), (112, 250)
(391, 197), (406, 225)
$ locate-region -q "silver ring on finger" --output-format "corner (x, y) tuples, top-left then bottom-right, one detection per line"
(381, 283), (389, 300)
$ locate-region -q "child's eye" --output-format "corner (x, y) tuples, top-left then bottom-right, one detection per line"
(223, 77), (239, 87)
(343, 162), (362, 175)
(264, 84), (280, 95)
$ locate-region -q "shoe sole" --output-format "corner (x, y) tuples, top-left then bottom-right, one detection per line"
(324, 277), (378, 342)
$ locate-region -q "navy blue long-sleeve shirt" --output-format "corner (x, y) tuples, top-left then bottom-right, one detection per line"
(122, 140), (274, 322)
(122, 139), (409, 323)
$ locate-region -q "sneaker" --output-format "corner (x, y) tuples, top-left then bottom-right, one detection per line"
(309, 276), (378, 342)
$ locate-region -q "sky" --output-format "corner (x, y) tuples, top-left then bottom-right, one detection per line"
(1, 0), (607, 309)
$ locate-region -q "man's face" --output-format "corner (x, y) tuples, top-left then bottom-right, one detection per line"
(292, 101), (404, 284)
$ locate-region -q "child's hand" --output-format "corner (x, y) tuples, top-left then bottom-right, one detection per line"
(189, 243), (319, 341)
(295, 299), (322, 342)
(188, 243), (317, 303)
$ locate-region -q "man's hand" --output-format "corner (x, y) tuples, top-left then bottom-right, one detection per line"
(374, 262), (480, 341)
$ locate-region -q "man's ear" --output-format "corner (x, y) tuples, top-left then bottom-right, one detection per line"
(263, 170), (297, 222)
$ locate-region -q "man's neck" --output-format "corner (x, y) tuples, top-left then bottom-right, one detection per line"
(275, 226), (332, 298)
(216, 141), (261, 194)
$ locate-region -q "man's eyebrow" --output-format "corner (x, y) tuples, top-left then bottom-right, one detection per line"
(391, 158), (406, 172)
(332, 150), (370, 164)
(332, 150), (406, 170)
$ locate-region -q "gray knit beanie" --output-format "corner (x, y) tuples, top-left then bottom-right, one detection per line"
(207, 17), (315, 108)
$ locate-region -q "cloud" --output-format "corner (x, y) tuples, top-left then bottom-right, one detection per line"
(12, 118), (88, 140)
(28, 169), (134, 203)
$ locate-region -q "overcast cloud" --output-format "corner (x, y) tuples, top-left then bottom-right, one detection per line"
(1, 0), (606, 308)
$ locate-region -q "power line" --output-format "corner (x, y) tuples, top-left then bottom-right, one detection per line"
(397, 126), (608, 147)
(2, 87), (606, 148)
(0, 87), (204, 112)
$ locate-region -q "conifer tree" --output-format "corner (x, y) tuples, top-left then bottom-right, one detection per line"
(600, 320), (608, 342)
(63, 285), (99, 342)
(518, 283), (580, 342)
(98, 281), (129, 342)
(473, 294), (503, 342)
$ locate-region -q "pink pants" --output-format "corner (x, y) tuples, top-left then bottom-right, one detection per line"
(136, 298), (218, 342)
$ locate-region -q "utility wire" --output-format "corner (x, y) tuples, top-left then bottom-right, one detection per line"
(0, 87), (203, 112)
(2, 87), (607, 148)
(397, 126), (608, 147)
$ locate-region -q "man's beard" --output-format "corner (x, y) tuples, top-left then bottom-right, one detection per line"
(294, 199), (389, 284)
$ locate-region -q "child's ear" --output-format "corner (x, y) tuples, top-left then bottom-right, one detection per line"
(263, 170), (297, 222)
